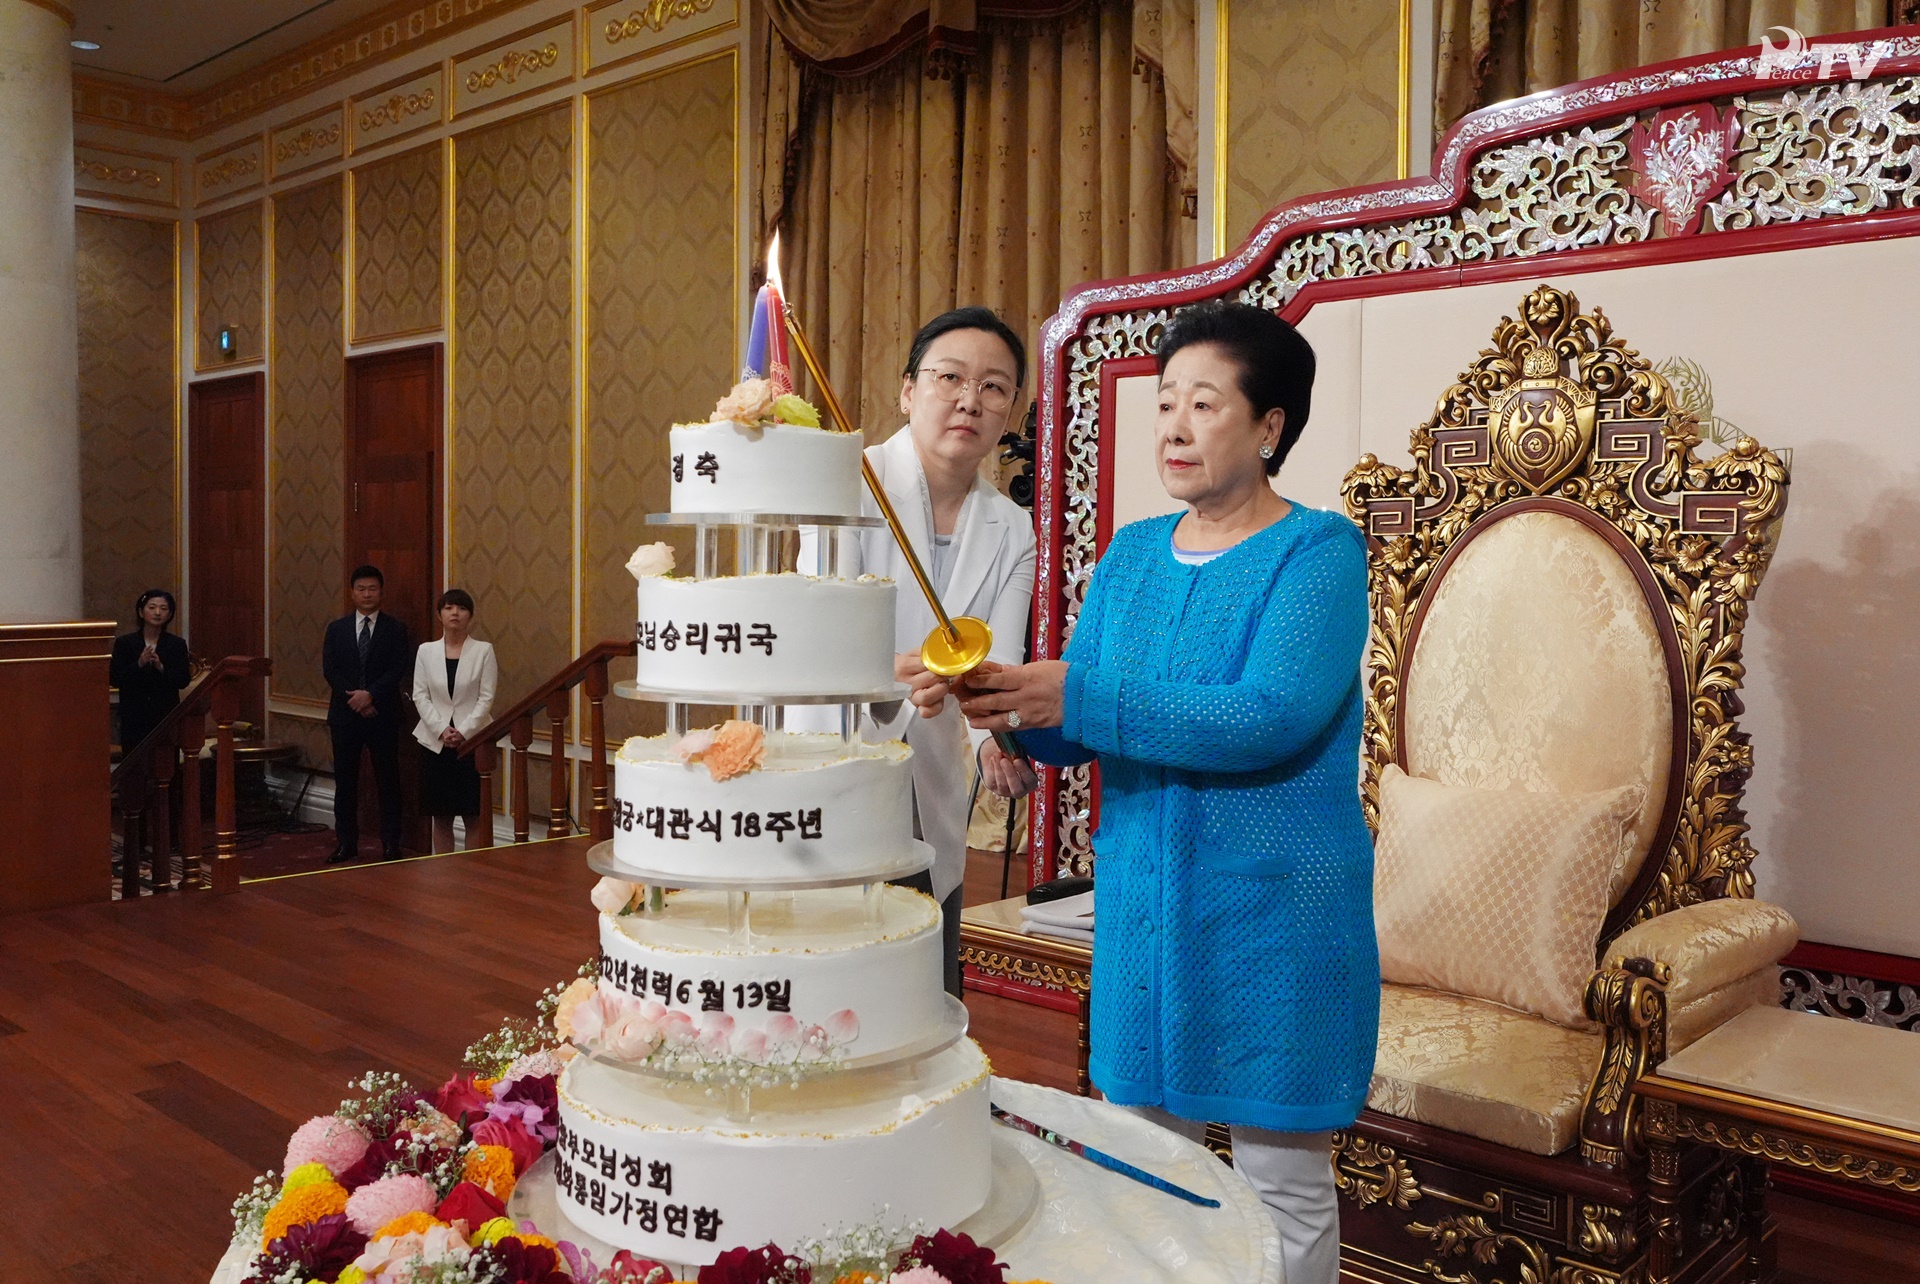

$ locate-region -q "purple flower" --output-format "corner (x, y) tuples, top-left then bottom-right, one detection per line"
(244, 1212), (367, 1283)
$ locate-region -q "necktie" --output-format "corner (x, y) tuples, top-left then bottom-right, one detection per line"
(358, 615), (372, 665)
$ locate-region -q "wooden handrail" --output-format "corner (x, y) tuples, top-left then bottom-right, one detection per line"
(110, 655), (272, 897)
(459, 640), (635, 845)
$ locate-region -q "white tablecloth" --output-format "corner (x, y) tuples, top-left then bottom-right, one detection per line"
(988, 1078), (1283, 1284)
(210, 1077), (1281, 1284)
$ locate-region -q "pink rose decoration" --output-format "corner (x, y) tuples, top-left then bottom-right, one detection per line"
(887, 1269), (953, 1284)
(552, 976), (598, 1038)
(637, 998), (667, 1024)
(730, 1028), (769, 1062)
(284, 1114), (372, 1176)
(343, 1171), (438, 1237)
(658, 1009), (696, 1043)
(764, 1013), (802, 1047)
(711, 377), (776, 425)
(604, 1012), (664, 1061)
(695, 1013), (735, 1056)
(568, 988), (624, 1045)
(670, 728), (716, 762)
(825, 1009), (861, 1043)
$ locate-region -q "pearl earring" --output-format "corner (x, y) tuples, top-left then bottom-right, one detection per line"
(1259, 444), (1274, 459)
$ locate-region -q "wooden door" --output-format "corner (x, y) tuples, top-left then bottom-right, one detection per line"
(345, 345), (442, 645)
(346, 345), (442, 853)
(188, 374), (266, 722)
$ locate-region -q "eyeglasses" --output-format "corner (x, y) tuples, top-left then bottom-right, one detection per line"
(914, 366), (1017, 414)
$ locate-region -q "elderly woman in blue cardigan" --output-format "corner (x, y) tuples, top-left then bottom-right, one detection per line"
(961, 301), (1376, 1284)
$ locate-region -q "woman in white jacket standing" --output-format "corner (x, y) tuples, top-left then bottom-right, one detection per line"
(852, 307), (1042, 994)
(411, 588), (498, 853)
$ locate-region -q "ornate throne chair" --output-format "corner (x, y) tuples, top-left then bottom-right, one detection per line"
(1336, 284), (1798, 1284)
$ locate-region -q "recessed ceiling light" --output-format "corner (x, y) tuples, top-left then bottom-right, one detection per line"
(72, 39), (101, 50)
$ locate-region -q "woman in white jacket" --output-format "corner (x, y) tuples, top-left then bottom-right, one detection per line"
(839, 307), (1042, 994)
(411, 588), (498, 853)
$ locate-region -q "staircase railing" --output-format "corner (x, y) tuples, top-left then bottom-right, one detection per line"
(110, 655), (272, 897)
(459, 640), (636, 845)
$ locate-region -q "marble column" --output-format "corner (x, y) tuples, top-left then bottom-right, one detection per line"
(0, 1), (79, 619)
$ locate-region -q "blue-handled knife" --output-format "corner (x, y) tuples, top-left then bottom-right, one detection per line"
(990, 1102), (1221, 1208)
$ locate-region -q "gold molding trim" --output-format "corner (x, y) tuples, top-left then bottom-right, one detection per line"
(74, 142), (178, 207)
(1396, 0), (1412, 179)
(585, 0), (737, 75)
(451, 14), (577, 118)
(270, 105), (346, 179)
(1210, 0), (1227, 256)
(1674, 1115), (1920, 1192)
(1332, 1132), (1424, 1211)
(350, 65), (444, 154)
(72, 0), (543, 140)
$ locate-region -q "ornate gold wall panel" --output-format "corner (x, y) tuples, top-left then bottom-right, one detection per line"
(584, 55), (737, 741)
(1224, 0), (1400, 248)
(195, 202), (265, 369)
(76, 210), (178, 629)
(271, 179), (347, 714)
(352, 142), (446, 342)
(453, 104), (575, 713)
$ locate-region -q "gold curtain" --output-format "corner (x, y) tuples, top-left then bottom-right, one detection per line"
(761, 1), (1195, 440)
(1436, 0), (1892, 134)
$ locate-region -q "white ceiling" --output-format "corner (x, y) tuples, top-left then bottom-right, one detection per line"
(70, 0), (405, 93)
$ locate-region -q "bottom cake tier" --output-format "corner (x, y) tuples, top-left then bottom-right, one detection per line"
(554, 1039), (992, 1265)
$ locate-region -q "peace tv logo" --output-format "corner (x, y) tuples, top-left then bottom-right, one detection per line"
(1754, 26), (1893, 81)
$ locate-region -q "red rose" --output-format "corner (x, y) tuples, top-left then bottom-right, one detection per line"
(472, 1115), (545, 1174)
(434, 1180), (506, 1230)
(696, 1243), (812, 1284)
(899, 1229), (1006, 1284)
(478, 1236), (571, 1284)
(432, 1073), (492, 1125)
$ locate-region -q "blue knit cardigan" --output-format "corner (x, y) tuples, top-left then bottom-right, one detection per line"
(1024, 506), (1379, 1132)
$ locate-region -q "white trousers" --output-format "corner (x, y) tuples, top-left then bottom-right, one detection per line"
(1125, 1105), (1340, 1284)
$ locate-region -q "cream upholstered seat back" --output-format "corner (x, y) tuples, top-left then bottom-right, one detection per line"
(1401, 507), (1676, 906)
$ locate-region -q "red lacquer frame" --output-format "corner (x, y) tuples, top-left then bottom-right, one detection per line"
(1025, 23), (1920, 888)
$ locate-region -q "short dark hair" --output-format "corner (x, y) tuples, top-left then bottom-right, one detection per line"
(1156, 302), (1315, 476)
(903, 306), (1027, 389)
(436, 588), (475, 613)
(134, 588), (176, 628)
(349, 564), (384, 586)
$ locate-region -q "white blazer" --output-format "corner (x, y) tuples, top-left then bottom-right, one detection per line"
(806, 427), (1037, 901)
(411, 638), (499, 753)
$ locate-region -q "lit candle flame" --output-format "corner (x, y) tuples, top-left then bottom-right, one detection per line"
(765, 231), (783, 295)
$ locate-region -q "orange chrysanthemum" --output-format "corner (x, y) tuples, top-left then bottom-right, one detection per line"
(373, 1210), (445, 1240)
(463, 1144), (518, 1200)
(261, 1179), (350, 1248)
(701, 720), (765, 782)
(513, 1232), (559, 1251)
(832, 1273), (879, 1284)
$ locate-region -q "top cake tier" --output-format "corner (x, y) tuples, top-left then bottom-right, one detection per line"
(670, 421), (865, 518)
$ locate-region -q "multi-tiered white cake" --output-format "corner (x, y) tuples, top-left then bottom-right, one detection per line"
(546, 387), (993, 1265)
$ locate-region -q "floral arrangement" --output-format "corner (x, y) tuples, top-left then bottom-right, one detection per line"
(712, 378), (822, 430)
(626, 543), (676, 581)
(671, 721), (766, 781)
(224, 981), (1048, 1284)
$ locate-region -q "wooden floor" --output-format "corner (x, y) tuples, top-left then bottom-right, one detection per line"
(1, 840), (1908, 1282)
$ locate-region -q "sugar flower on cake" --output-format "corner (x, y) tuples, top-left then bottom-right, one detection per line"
(772, 392), (822, 428)
(625, 541), (676, 581)
(590, 875), (643, 916)
(673, 719), (766, 781)
(712, 376), (778, 425)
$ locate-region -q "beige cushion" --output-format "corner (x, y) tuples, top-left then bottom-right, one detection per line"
(1375, 765), (1640, 1028)
(1403, 509), (1673, 903)
(1604, 898), (1800, 1000)
(1370, 984), (1601, 1156)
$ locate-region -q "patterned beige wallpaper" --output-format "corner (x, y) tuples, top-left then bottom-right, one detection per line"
(77, 211), (178, 629)
(1224, 0), (1401, 250)
(584, 56), (738, 742)
(271, 178), (346, 719)
(453, 104), (575, 713)
(195, 203), (265, 368)
(353, 142), (445, 342)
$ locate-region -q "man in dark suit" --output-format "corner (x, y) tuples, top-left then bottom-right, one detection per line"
(323, 565), (411, 863)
